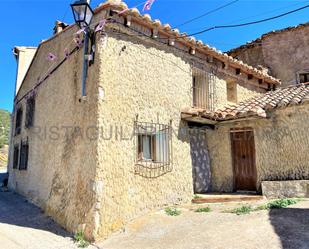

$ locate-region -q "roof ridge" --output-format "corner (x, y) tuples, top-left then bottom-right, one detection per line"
(95, 0), (280, 85)
(228, 21), (309, 54)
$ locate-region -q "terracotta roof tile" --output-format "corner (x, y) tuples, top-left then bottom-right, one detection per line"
(96, 0), (280, 85)
(182, 83), (309, 122)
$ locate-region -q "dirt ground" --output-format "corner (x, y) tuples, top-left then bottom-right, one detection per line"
(98, 199), (309, 249)
(0, 190), (308, 249)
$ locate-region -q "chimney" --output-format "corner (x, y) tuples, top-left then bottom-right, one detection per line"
(53, 20), (69, 34)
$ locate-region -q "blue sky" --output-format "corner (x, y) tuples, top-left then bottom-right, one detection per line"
(1, 0), (309, 112)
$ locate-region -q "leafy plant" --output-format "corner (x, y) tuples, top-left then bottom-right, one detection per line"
(195, 207), (211, 213)
(165, 207), (181, 216)
(74, 231), (89, 248)
(193, 194), (202, 199)
(253, 204), (269, 211)
(0, 109), (10, 149)
(226, 198), (300, 215)
(267, 198), (298, 209)
(231, 205), (253, 215)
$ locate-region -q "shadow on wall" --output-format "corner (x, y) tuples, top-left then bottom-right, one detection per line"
(189, 127), (211, 193)
(269, 207), (309, 249)
(0, 191), (71, 237)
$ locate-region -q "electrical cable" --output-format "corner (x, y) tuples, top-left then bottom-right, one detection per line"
(183, 0), (309, 33)
(186, 3), (309, 37)
(175, 0), (240, 28)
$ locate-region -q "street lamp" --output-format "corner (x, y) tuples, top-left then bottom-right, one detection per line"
(71, 0), (94, 98)
(71, 0), (94, 28)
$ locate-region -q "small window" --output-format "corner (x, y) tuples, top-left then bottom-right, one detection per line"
(298, 72), (309, 84)
(227, 81), (237, 103)
(13, 144), (20, 169)
(25, 96), (35, 128)
(15, 107), (23, 136)
(192, 69), (210, 109)
(135, 121), (171, 163)
(19, 141), (29, 170)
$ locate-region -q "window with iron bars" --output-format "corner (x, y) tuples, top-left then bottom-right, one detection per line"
(134, 121), (172, 177)
(192, 69), (215, 111)
(25, 96), (35, 128)
(19, 141), (29, 170)
(15, 107), (23, 136)
(13, 144), (20, 169)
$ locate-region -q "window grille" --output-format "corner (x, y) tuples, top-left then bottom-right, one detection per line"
(19, 141), (29, 170)
(134, 121), (172, 178)
(192, 69), (215, 111)
(25, 96), (35, 128)
(13, 144), (20, 169)
(15, 107), (23, 136)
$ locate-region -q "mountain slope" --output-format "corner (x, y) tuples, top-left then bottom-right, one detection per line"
(0, 109), (10, 148)
(0, 109), (10, 168)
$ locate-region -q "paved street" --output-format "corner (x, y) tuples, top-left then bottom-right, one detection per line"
(0, 191), (97, 249)
(0, 190), (308, 249)
(98, 200), (309, 249)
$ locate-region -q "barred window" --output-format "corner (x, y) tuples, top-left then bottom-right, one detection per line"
(15, 107), (23, 136)
(19, 141), (29, 170)
(135, 121), (172, 177)
(13, 144), (20, 169)
(25, 96), (35, 128)
(192, 69), (215, 111)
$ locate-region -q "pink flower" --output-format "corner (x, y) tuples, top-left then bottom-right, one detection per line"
(47, 52), (57, 61)
(64, 48), (70, 58)
(95, 19), (107, 33)
(143, 0), (155, 11)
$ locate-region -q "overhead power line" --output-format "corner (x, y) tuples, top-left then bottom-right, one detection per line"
(186, 3), (309, 37)
(183, 1), (309, 33)
(175, 0), (240, 28)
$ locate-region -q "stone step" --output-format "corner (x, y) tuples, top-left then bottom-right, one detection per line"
(192, 194), (265, 204)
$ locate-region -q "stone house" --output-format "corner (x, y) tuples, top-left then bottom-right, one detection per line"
(9, 0), (305, 241)
(228, 22), (309, 87)
(183, 83), (309, 193)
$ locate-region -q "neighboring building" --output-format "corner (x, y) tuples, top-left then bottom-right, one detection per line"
(13, 47), (37, 95)
(228, 22), (309, 87)
(8, 0), (287, 241)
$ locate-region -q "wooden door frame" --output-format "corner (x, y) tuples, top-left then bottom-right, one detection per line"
(230, 127), (257, 192)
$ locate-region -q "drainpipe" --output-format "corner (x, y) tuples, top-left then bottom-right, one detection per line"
(81, 27), (90, 99)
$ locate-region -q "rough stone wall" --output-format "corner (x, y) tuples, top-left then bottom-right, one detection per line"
(261, 27), (309, 86)
(262, 180), (309, 199)
(207, 103), (309, 192)
(229, 45), (265, 71)
(229, 25), (309, 86)
(95, 29), (193, 239)
(8, 25), (100, 239)
(213, 73), (263, 109)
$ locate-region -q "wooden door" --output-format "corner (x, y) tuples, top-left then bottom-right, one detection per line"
(230, 128), (257, 191)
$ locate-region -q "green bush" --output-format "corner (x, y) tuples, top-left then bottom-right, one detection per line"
(74, 231), (89, 248)
(231, 205), (253, 215)
(165, 207), (181, 216)
(267, 198), (298, 209)
(195, 207), (211, 213)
